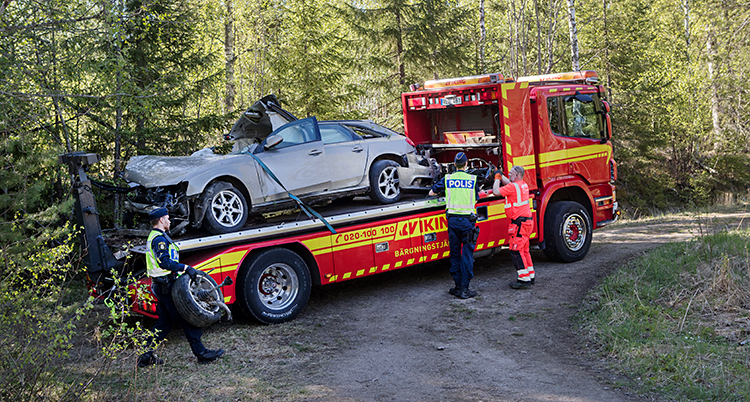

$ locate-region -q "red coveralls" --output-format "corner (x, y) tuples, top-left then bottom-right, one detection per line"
(499, 180), (535, 283)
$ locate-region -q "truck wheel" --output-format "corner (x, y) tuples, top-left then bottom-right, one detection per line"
(202, 181), (249, 234)
(172, 272), (224, 328)
(369, 160), (402, 204)
(542, 201), (592, 262)
(237, 248), (311, 324)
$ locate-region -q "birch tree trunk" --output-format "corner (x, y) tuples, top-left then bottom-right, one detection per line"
(566, 0), (579, 71)
(706, 25), (722, 150)
(225, 0), (236, 112)
(603, 0), (612, 99)
(479, 0), (486, 73)
(547, 0), (560, 73)
(534, 0), (542, 74)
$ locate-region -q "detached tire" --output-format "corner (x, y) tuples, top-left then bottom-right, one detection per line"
(543, 201), (592, 262)
(237, 248), (312, 324)
(172, 272), (224, 328)
(201, 181), (249, 234)
(369, 160), (402, 204)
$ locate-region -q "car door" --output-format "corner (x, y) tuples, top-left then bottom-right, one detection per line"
(255, 117), (331, 202)
(319, 123), (369, 189)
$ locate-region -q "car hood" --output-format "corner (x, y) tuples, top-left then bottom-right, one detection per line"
(225, 94), (297, 141)
(123, 154), (239, 188)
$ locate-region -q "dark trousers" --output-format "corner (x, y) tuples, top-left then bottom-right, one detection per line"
(148, 281), (206, 356)
(447, 215), (475, 289)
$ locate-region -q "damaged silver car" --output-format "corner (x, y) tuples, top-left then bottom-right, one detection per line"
(123, 95), (434, 235)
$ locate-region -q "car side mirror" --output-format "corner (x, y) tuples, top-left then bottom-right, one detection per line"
(264, 134), (283, 150)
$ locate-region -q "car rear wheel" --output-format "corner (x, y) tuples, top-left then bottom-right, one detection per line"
(202, 181), (249, 234)
(369, 160), (402, 204)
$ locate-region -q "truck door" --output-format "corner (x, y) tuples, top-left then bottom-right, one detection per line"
(541, 90), (612, 185)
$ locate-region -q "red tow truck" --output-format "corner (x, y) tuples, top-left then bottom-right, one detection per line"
(63, 70), (618, 324)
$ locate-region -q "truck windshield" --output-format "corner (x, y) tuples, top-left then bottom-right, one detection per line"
(548, 96), (602, 140)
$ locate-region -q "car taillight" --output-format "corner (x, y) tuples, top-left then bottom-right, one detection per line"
(405, 137), (416, 147)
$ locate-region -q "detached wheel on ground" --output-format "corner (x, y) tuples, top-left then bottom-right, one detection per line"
(369, 160), (402, 204)
(172, 272), (225, 328)
(237, 248), (312, 324)
(543, 201), (593, 262)
(201, 181), (249, 234)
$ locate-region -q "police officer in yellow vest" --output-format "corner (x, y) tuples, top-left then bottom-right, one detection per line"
(138, 207), (225, 367)
(429, 152), (480, 299)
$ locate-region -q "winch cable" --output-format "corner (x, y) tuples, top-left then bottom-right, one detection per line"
(90, 178), (134, 193)
(246, 152), (337, 234)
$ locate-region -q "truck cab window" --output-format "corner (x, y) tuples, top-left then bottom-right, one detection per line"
(547, 97), (561, 135)
(548, 95), (601, 140)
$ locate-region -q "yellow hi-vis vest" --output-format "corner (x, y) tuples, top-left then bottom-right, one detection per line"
(146, 229), (178, 278)
(445, 171), (477, 215)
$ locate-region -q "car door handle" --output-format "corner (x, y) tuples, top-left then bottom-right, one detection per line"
(308, 149), (322, 156)
(352, 146), (363, 152)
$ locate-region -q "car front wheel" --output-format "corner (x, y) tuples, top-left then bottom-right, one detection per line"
(369, 160), (402, 204)
(201, 181), (249, 234)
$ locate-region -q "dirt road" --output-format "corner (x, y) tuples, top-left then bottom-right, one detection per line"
(233, 210), (746, 402)
(127, 209), (747, 401)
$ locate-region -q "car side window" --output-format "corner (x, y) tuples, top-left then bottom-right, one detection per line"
(267, 118), (320, 150)
(320, 125), (353, 144)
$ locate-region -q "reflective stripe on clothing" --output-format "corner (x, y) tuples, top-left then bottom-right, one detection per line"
(146, 229), (178, 278)
(445, 171), (477, 215)
(499, 179), (531, 220)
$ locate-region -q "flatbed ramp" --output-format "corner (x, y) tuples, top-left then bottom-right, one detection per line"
(132, 196), (446, 253)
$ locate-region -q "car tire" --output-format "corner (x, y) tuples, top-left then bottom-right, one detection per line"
(542, 201), (592, 262)
(236, 248), (312, 324)
(171, 272), (225, 328)
(201, 181), (249, 235)
(369, 160), (402, 204)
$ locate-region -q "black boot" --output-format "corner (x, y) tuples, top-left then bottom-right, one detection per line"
(137, 351), (164, 368)
(510, 280), (533, 289)
(449, 286), (461, 297)
(459, 287), (477, 299)
(196, 348), (225, 364)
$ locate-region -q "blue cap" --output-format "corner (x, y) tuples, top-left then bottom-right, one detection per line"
(454, 152), (467, 166)
(148, 207), (169, 221)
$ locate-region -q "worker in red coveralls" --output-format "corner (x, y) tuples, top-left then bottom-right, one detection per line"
(492, 166), (535, 289)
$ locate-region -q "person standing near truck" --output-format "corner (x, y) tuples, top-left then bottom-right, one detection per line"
(429, 152), (480, 299)
(137, 207), (225, 367)
(493, 166), (535, 289)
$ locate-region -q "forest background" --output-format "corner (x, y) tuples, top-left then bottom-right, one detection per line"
(1, 0), (749, 399)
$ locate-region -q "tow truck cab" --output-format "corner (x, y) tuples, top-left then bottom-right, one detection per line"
(401, 70), (618, 248)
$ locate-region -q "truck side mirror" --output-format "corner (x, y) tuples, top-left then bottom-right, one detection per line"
(601, 101), (612, 143)
(264, 134), (283, 150)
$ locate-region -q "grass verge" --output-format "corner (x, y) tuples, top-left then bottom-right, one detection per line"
(577, 228), (750, 401)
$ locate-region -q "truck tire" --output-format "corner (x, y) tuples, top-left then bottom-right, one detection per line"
(202, 181), (249, 235)
(172, 272), (225, 328)
(237, 248), (312, 324)
(542, 201), (592, 262)
(369, 160), (402, 204)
